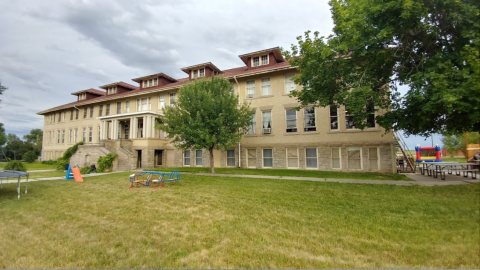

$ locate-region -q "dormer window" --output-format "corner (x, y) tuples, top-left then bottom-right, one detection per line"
(252, 55), (269, 67)
(79, 93), (86, 100)
(107, 86), (117, 95)
(143, 78), (159, 88)
(192, 68), (205, 79)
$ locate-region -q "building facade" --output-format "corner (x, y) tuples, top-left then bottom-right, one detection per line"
(38, 47), (397, 172)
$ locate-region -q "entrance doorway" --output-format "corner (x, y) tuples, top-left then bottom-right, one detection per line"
(154, 150), (163, 167)
(136, 150), (142, 168)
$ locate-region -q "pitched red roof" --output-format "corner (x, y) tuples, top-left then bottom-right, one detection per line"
(70, 88), (105, 96)
(131, 73), (177, 83)
(99, 81), (138, 90)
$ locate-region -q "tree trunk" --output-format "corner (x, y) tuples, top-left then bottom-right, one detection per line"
(209, 146), (215, 174)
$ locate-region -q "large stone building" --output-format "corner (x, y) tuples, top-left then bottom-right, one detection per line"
(38, 47), (397, 172)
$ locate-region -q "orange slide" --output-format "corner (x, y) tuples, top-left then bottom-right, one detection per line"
(71, 166), (84, 182)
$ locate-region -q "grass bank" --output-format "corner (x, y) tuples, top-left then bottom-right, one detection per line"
(0, 172), (478, 268)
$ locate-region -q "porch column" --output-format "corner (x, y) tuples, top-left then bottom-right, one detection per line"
(145, 115), (150, 138)
(112, 119), (118, 140)
(151, 116), (156, 138)
(132, 117), (137, 139)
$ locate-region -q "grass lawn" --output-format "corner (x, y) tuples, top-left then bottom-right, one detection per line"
(0, 161), (57, 170)
(0, 173), (478, 268)
(442, 156), (468, 163)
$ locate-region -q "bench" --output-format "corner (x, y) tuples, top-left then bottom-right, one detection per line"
(434, 169), (477, 180)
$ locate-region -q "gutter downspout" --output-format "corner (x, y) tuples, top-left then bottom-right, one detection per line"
(234, 75), (241, 168)
(73, 105), (80, 110)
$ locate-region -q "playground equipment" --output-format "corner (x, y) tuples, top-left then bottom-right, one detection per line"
(415, 144), (442, 162)
(0, 170), (29, 199)
(65, 164), (84, 182)
(128, 170), (180, 189)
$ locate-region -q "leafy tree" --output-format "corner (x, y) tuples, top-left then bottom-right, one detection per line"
(285, 0), (480, 136)
(23, 151), (37, 163)
(0, 123), (6, 146)
(441, 135), (462, 157)
(23, 129), (43, 155)
(0, 80), (6, 104)
(157, 76), (253, 173)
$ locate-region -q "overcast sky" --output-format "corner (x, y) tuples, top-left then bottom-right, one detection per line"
(0, 0), (435, 149)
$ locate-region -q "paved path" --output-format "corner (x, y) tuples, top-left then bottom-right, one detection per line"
(1, 170), (479, 186)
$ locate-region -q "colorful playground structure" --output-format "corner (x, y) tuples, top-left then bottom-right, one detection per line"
(128, 170), (180, 189)
(415, 144), (442, 162)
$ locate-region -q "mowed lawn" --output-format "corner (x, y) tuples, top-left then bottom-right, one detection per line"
(0, 172), (478, 268)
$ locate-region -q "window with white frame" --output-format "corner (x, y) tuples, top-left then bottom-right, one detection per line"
(305, 148), (318, 168)
(261, 78), (271, 95)
(61, 130), (65, 143)
(76, 109), (79, 119)
(69, 129), (72, 143)
(369, 147), (379, 170)
(169, 93), (176, 107)
(192, 68), (205, 78)
(107, 86), (116, 94)
(117, 102), (121, 114)
(285, 74), (296, 93)
(347, 147), (362, 169)
(286, 148), (299, 168)
(195, 150), (202, 166)
(88, 127), (93, 142)
(143, 80), (148, 88)
(184, 150), (191, 166)
(330, 106), (338, 130)
(137, 98), (151, 111)
(98, 125), (101, 141)
(366, 103), (376, 128)
(154, 78), (158, 86)
(82, 128), (87, 142)
(286, 109), (297, 133)
(149, 79), (153, 87)
(345, 107), (356, 129)
(248, 112), (256, 134)
(56, 130), (60, 144)
(90, 107), (94, 118)
(125, 101), (130, 113)
(70, 110), (74, 121)
(99, 105), (103, 117)
(304, 107), (316, 132)
(227, 150), (235, 167)
(83, 108), (87, 119)
(247, 149), (256, 168)
(252, 55), (269, 67)
(262, 111), (272, 134)
(263, 149), (273, 168)
(246, 80), (255, 98)
(106, 104), (110, 116)
(331, 147), (341, 169)
(62, 112), (66, 122)
(74, 128), (78, 143)
(159, 95), (165, 109)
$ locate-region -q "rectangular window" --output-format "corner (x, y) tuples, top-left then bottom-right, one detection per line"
(69, 129), (72, 143)
(304, 107), (316, 132)
(263, 149), (273, 168)
(76, 109), (79, 120)
(306, 148), (318, 168)
(330, 106), (338, 130)
(286, 148), (299, 168)
(82, 128), (87, 142)
(345, 107), (356, 129)
(369, 147), (379, 170)
(83, 108), (87, 119)
(199, 68), (205, 77)
(252, 56), (260, 67)
(62, 112), (66, 122)
(125, 101), (130, 113)
(70, 109), (74, 121)
(61, 130), (65, 143)
(285, 74), (296, 93)
(57, 130), (60, 144)
(98, 126), (101, 141)
(90, 107), (94, 118)
(106, 104), (110, 116)
(248, 112), (256, 134)
(227, 150), (235, 167)
(184, 150), (191, 166)
(74, 128), (78, 143)
(246, 80), (255, 98)
(347, 147), (362, 170)
(159, 95), (165, 109)
(169, 93), (176, 107)
(192, 70), (198, 78)
(262, 111), (272, 134)
(88, 127), (93, 142)
(195, 150), (202, 166)
(367, 103), (375, 128)
(99, 105), (103, 117)
(332, 147), (341, 169)
(247, 149), (256, 168)
(286, 109), (297, 133)
(117, 102), (121, 114)
(261, 55), (268, 65)
(154, 78), (158, 86)
(149, 79), (153, 87)
(261, 78), (271, 95)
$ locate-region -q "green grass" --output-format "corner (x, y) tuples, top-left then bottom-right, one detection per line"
(0, 161), (57, 170)
(442, 156), (468, 163)
(147, 167), (410, 181)
(0, 173), (478, 268)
